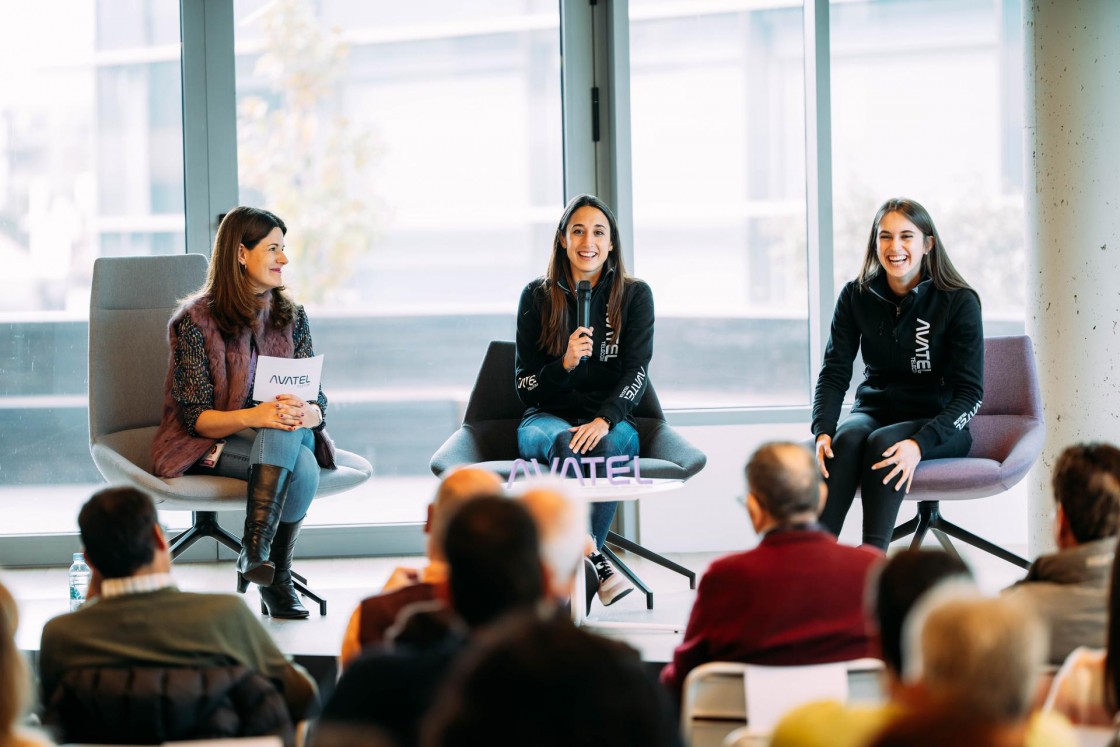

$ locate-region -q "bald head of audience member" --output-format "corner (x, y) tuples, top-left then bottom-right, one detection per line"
(745, 441), (827, 534)
(904, 591), (1045, 723)
(517, 485), (589, 599)
(427, 467), (504, 563)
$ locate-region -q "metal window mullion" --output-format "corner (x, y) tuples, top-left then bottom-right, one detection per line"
(804, 0), (834, 402)
(560, 0), (597, 200)
(180, 0), (239, 257)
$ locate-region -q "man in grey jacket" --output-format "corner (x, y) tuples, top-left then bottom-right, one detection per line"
(1004, 442), (1120, 665)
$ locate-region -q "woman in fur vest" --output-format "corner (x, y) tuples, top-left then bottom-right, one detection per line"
(150, 207), (335, 619)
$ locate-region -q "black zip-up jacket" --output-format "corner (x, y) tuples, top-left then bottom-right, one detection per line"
(514, 273), (654, 427)
(811, 272), (984, 456)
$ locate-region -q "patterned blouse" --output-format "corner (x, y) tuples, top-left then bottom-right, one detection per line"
(170, 307), (329, 436)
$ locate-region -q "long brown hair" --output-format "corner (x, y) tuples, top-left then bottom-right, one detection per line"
(857, 198), (975, 297)
(538, 194), (631, 357)
(197, 207), (296, 336)
(0, 581), (30, 741)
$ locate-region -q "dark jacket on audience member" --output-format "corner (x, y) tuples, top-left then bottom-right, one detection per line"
(1004, 536), (1114, 665)
(660, 526), (881, 697)
(321, 629), (466, 747)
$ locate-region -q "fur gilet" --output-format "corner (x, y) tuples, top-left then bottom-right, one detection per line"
(150, 295), (336, 478)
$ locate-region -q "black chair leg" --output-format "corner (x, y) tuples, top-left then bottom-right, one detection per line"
(605, 530), (697, 589)
(167, 511), (328, 615)
(601, 545), (653, 610)
(891, 502), (1030, 570)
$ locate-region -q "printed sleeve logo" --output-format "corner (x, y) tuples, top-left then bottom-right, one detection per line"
(953, 400), (982, 430)
(911, 318), (932, 374)
(619, 367), (646, 401)
(599, 308), (619, 361)
(518, 374), (538, 392)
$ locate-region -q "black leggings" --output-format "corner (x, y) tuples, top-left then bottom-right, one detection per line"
(819, 413), (972, 550)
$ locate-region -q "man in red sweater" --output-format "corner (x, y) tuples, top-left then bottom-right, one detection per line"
(660, 441), (883, 697)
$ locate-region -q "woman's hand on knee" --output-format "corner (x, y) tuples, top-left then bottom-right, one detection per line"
(815, 435), (833, 478)
(275, 394), (322, 429)
(568, 418), (609, 455)
(872, 438), (922, 493)
(247, 398), (302, 431)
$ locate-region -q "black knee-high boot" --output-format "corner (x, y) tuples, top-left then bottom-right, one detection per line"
(237, 464), (290, 590)
(259, 518), (309, 619)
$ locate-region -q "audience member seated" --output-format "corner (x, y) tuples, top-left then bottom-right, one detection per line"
(773, 568), (1074, 747)
(1044, 534), (1120, 726)
(1004, 442), (1120, 664)
(420, 609), (681, 747)
(318, 496), (545, 747)
(660, 441), (882, 698)
(517, 483), (593, 601)
(772, 550), (971, 746)
(876, 592), (1073, 747)
(340, 467), (502, 667)
(0, 581), (53, 747)
(38, 487), (318, 725)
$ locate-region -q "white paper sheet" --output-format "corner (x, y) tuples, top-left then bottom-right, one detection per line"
(253, 354), (324, 402)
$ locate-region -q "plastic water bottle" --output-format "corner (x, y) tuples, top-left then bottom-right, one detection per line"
(68, 552), (90, 611)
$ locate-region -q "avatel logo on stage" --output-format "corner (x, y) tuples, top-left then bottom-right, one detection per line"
(506, 455), (652, 488)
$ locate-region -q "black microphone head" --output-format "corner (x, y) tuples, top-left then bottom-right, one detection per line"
(577, 280), (591, 294)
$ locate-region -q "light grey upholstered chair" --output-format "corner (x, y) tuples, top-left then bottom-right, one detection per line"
(888, 335), (1045, 569)
(88, 254), (373, 615)
(429, 340), (707, 608)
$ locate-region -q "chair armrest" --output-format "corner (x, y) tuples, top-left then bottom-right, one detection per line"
(997, 418), (1046, 490)
(640, 421), (707, 479)
(429, 425), (491, 476)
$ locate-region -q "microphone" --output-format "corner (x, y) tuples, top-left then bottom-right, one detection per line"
(576, 280), (592, 362)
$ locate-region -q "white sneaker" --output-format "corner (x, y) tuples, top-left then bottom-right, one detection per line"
(589, 552), (633, 606)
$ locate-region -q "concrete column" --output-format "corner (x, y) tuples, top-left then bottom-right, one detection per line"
(1024, 0), (1120, 556)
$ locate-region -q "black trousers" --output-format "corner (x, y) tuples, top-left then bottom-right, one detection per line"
(819, 412), (972, 550)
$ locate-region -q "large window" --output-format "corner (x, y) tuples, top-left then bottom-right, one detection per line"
(830, 0), (1025, 326)
(630, 0), (810, 408)
(0, 2), (184, 535)
(232, 0), (564, 523)
(0, 0), (1031, 547)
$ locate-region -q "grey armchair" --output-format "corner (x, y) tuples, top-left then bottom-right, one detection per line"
(88, 254), (373, 614)
(430, 340), (707, 608)
(889, 335), (1045, 569)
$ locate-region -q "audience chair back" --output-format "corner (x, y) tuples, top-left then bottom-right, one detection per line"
(429, 340), (706, 479)
(680, 659), (885, 747)
(43, 663), (292, 745)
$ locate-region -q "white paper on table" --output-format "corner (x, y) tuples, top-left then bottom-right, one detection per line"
(252, 355), (324, 402)
(744, 661), (848, 735)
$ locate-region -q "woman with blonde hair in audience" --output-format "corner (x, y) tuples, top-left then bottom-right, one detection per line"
(0, 581), (53, 747)
(1045, 534), (1120, 725)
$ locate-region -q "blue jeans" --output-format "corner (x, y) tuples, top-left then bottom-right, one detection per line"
(192, 428), (319, 523)
(517, 411), (639, 550)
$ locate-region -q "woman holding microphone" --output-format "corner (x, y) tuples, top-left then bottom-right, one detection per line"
(514, 194), (654, 606)
(812, 197), (983, 549)
(151, 207), (334, 619)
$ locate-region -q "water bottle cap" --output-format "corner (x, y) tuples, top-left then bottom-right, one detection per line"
(72, 552), (84, 562)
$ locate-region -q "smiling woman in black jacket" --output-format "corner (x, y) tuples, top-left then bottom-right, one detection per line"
(812, 197), (984, 549)
(514, 194), (654, 607)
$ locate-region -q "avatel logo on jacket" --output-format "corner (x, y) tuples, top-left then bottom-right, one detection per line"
(911, 318), (932, 374)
